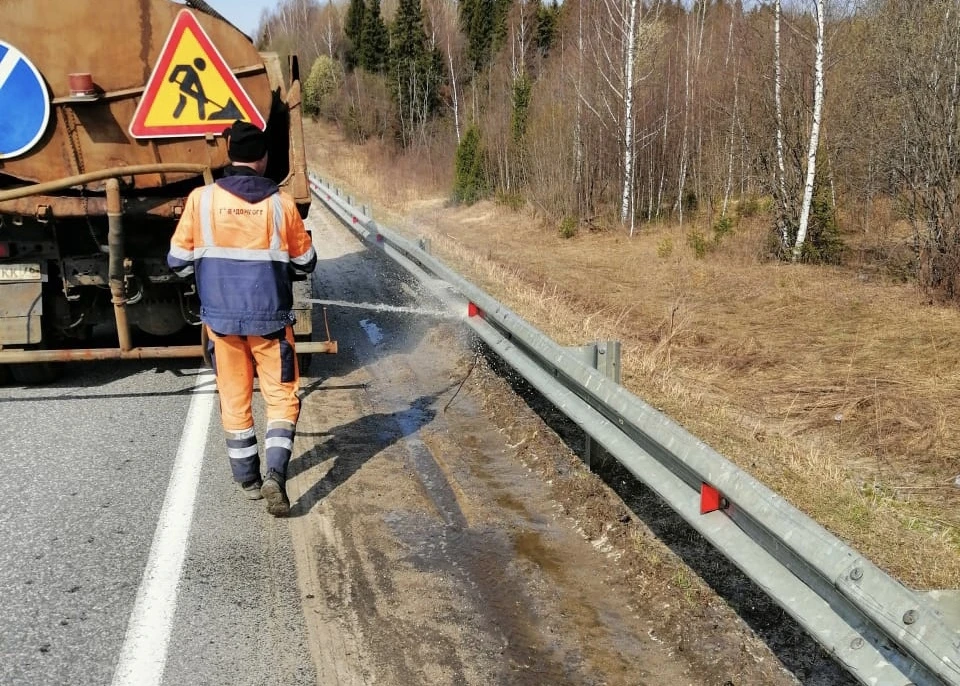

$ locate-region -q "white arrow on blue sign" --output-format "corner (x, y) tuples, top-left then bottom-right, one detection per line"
(0, 40), (50, 160)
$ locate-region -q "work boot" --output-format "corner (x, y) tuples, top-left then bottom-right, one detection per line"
(260, 470), (290, 517)
(240, 477), (263, 500)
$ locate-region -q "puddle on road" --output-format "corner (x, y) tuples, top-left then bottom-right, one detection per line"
(359, 319), (384, 346)
(512, 530), (565, 577)
(383, 509), (596, 685)
(379, 405), (660, 686)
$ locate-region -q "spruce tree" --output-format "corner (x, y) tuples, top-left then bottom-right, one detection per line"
(359, 0), (389, 73)
(390, 0), (442, 144)
(535, 0), (559, 57)
(458, 0), (477, 34)
(454, 126), (486, 205)
(344, 0), (366, 70)
(392, 0), (427, 64)
(803, 152), (844, 263)
(491, 0), (513, 56)
(466, 0), (494, 71)
(459, 0), (513, 72)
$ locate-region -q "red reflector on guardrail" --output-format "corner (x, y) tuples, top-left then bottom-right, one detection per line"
(700, 483), (726, 514)
(468, 302), (481, 317)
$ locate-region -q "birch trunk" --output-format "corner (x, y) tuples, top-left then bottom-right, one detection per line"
(676, 27), (691, 227)
(447, 35), (461, 144)
(574, 0), (584, 214)
(620, 0), (639, 226)
(774, 0), (789, 248)
(792, 0), (826, 261)
(656, 73), (670, 220)
(722, 68), (739, 217)
(722, 8), (738, 217)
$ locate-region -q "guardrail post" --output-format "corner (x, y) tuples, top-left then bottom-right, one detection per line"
(597, 340), (621, 384)
(585, 340), (621, 470)
(418, 237), (432, 254)
(567, 341), (620, 470)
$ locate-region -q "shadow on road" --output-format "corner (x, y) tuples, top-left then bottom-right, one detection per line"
(286, 393), (439, 518)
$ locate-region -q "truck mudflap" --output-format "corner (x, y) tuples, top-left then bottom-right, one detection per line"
(0, 281), (43, 346)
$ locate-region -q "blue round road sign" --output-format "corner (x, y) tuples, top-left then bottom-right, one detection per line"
(0, 40), (50, 160)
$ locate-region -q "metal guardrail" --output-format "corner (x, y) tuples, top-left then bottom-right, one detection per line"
(307, 173), (960, 686)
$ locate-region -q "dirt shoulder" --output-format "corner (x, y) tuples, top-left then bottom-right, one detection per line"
(302, 121), (960, 591)
(286, 206), (839, 684)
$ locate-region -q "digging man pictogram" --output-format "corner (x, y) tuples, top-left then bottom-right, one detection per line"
(168, 57), (242, 121)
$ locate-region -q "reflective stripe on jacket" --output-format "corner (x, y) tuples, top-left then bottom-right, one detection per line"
(168, 182), (317, 336)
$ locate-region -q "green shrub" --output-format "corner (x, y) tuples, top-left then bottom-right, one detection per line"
(738, 196), (771, 218)
(688, 230), (709, 259)
(495, 192), (525, 211)
(303, 56), (344, 118)
(344, 104), (365, 142)
(793, 161), (844, 264)
(804, 176), (844, 264)
(656, 236), (674, 258)
(558, 216), (577, 239)
(713, 215), (735, 243)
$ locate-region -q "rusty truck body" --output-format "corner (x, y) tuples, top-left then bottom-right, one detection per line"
(0, 0), (333, 383)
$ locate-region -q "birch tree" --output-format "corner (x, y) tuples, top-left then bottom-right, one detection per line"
(574, 0), (585, 215)
(792, 0), (826, 260)
(319, 1), (343, 59)
(580, 0), (659, 231)
(619, 0), (639, 225)
(774, 0), (790, 248)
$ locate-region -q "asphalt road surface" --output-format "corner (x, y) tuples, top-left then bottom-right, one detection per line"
(0, 204), (828, 685)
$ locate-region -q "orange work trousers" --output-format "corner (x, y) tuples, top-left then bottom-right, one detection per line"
(206, 325), (301, 432)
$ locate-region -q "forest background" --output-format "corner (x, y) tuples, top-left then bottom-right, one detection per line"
(254, 0), (960, 590)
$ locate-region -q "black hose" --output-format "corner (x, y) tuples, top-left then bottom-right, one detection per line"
(184, 0), (251, 40)
(184, 0), (226, 22)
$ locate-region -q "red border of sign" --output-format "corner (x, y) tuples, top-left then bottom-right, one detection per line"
(129, 10), (265, 138)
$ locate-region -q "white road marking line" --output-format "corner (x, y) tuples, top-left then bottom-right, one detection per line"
(110, 372), (216, 686)
(0, 49), (20, 91)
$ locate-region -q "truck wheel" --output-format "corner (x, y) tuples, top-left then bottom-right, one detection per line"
(10, 362), (62, 385)
(0, 365), (11, 386)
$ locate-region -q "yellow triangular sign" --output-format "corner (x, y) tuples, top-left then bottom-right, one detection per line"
(129, 10), (265, 138)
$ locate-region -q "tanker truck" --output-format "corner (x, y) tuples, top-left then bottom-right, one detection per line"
(0, 0), (335, 383)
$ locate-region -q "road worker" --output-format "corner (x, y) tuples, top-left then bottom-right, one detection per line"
(167, 120), (317, 516)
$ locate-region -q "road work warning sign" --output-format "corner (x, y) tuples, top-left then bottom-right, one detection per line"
(129, 10), (265, 138)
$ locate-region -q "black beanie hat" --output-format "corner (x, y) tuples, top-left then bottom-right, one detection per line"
(224, 121), (268, 163)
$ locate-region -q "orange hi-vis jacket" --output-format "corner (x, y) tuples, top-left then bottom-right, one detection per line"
(167, 170), (317, 336)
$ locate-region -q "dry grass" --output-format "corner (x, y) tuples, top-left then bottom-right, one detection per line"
(304, 120), (960, 589)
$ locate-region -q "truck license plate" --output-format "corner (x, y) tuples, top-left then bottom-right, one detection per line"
(0, 264), (44, 282)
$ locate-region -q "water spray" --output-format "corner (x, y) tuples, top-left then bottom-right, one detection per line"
(307, 299), (462, 321)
